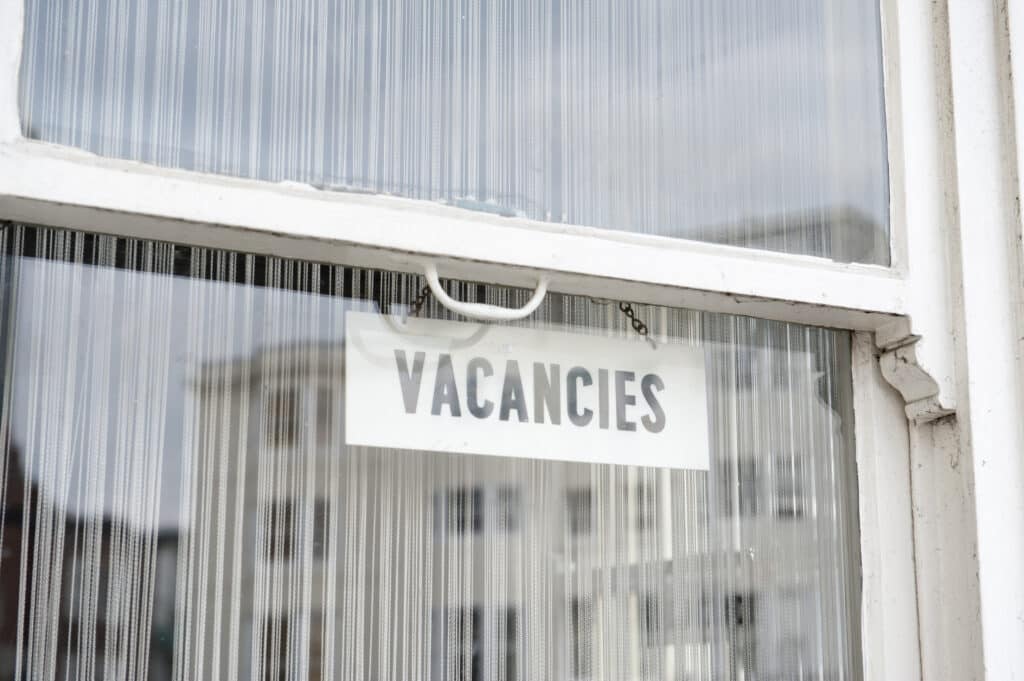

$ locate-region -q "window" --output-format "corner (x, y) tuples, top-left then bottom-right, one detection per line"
(725, 594), (756, 629)
(722, 594), (758, 679)
(0, 0), (947, 675)
(266, 500), (296, 561)
(634, 481), (658, 531)
(315, 386), (337, 446)
(268, 387), (300, 448)
(455, 607), (481, 681)
(435, 607), (518, 681)
(565, 488), (592, 537)
(501, 608), (519, 681)
(436, 486), (485, 535)
(773, 452), (806, 519)
(569, 597), (593, 679)
(17, 0), (889, 265)
(641, 593), (664, 644)
(312, 499), (330, 559)
(496, 486), (521, 533)
(718, 458), (760, 517)
(0, 224), (862, 681)
(264, 498), (330, 561)
(260, 616), (290, 681)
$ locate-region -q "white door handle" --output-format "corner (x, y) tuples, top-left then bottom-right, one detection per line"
(423, 262), (550, 321)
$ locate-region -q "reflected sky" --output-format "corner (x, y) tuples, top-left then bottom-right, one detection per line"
(19, 0), (889, 263)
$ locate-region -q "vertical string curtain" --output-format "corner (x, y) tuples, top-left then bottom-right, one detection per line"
(18, 0), (889, 265)
(0, 224), (860, 681)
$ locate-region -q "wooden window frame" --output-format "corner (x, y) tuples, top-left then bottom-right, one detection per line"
(7, 0), (1023, 678)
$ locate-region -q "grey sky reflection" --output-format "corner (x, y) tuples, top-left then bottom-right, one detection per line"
(20, 0), (888, 263)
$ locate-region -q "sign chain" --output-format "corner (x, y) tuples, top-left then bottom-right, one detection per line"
(617, 302), (657, 348)
(617, 302), (648, 338)
(410, 284), (432, 317)
(409, 285), (653, 347)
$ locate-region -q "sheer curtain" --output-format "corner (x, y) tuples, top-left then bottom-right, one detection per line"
(0, 223), (860, 681)
(19, 0), (889, 264)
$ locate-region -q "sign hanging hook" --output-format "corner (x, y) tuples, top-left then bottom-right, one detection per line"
(422, 262), (550, 321)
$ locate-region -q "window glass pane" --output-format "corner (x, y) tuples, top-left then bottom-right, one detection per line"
(0, 223), (860, 680)
(18, 0), (889, 264)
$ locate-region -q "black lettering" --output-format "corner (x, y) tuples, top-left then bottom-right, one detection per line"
(615, 370), (637, 431)
(533, 363), (562, 424)
(640, 374), (666, 433)
(466, 357), (495, 419)
(567, 367), (594, 427)
(431, 354), (462, 417)
(499, 360), (529, 422)
(394, 349), (426, 414)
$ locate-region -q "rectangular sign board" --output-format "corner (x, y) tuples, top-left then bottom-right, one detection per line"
(345, 311), (709, 470)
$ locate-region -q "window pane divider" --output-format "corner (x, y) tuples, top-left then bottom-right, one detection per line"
(0, 133), (955, 424)
(0, 138), (903, 323)
(0, 0), (955, 426)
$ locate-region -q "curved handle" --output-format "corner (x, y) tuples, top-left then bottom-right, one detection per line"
(423, 262), (549, 321)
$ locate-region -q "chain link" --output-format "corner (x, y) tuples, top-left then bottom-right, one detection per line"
(409, 284), (431, 318)
(618, 301), (649, 338)
(407, 286), (652, 346)
(592, 298), (656, 347)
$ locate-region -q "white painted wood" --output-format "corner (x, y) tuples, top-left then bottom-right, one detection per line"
(907, 416), (984, 681)
(0, 0), (21, 142)
(1006, 0), (1024, 481)
(875, 0), (958, 417)
(851, 333), (922, 681)
(947, 0), (1024, 677)
(0, 139), (909, 334)
(0, 0), (965, 423)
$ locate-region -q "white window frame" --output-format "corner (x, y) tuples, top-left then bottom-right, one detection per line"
(2, 0), (1023, 678)
(0, 1), (922, 345)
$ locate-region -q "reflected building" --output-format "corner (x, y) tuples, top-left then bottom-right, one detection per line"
(701, 205), (887, 266)
(172, 336), (848, 681)
(0, 446), (179, 681)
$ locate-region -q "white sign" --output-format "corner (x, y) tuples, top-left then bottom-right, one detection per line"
(345, 311), (709, 470)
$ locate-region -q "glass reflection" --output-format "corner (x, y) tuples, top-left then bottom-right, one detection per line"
(19, 0), (889, 264)
(0, 224), (860, 681)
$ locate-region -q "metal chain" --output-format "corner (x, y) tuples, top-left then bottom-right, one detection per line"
(618, 301), (650, 339)
(410, 284), (431, 317)
(406, 286), (652, 346)
(591, 298), (656, 347)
